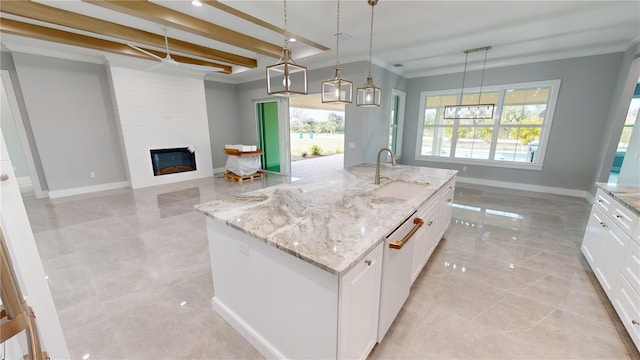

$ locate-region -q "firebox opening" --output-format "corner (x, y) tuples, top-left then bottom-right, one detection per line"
(150, 148), (197, 176)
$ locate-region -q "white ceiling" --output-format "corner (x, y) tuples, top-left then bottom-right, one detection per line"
(1, 0), (639, 83)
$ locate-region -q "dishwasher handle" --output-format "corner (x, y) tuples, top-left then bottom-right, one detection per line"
(389, 218), (424, 249)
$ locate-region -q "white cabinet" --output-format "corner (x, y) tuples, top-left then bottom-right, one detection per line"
(338, 243), (383, 360)
(0, 131), (69, 359)
(581, 188), (640, 350)
(581, 207), (607, 264)
(439, 178), (455, 235)
(597, 219), (631, 296)
(411, 200), (439, 284)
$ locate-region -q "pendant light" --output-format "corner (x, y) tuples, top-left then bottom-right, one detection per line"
(356, 0), (381, 107)
(444, 46), (495, 119)
(266, 0), (308, 96)
(321, 0), (353, 103)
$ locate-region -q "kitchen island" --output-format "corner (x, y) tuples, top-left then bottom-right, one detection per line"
(195, 163), (457, 359)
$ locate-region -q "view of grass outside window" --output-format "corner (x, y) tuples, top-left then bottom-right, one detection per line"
(417, 80), (559, 168)
(289, 107), (345, 160)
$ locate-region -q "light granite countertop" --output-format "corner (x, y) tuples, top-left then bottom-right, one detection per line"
(596, 183), (640, 216)
(195, 164), (457, 275)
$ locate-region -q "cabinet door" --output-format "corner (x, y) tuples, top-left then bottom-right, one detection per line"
(596, 221), (630, 297)
(424, 206), (441, 263)
(410, 225), (427, 285)
(612, 275), (640, 350)
(338, 243), (383, 360)
(581, 207), (607, 266)
(0, 158), (69, 358)
(438, 180), (455, 240)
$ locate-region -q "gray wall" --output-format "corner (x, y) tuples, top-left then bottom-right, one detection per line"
(402, 53), (625, 193)
(203, 80), (241, 170)
(235, 61), (407, 168)
(1, 51), (49, 190)
(12, 53), (127, 191)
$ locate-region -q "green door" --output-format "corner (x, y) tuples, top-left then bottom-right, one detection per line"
(257, 101), (281, 173)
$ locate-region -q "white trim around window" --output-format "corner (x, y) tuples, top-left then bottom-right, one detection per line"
(389, 89), (406, 160)
(415, 79), (561, 170)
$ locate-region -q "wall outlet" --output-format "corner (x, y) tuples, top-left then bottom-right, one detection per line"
(462, 167), (467, 172)
(348, 142), (356, 149)
(238, 242), (250, 256)
(90, 172), (96, 178)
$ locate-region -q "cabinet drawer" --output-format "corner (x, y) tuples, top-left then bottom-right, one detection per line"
(611, 201), (637, 237)
(441, 179), (455, 203)
(613, 276), (640, 350)
(595, 189), (613, 213)
(622, 240), (640, 296)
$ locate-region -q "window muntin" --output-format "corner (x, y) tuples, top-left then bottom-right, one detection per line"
(416, 80), (560, 169)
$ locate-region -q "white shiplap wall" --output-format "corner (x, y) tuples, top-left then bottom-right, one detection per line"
(109, 67), (213, 189)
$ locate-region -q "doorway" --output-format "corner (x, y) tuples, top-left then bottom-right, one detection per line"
(256, 98), (291, 176)
(289, 94), (345, 178)
(0, 71), (44, 197)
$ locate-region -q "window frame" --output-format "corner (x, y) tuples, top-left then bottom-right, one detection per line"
(388, 89), (406, 159)
(415, 79), (561, 170)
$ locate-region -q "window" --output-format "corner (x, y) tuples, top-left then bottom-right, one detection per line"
(416, 80), (560, 169)
(388, 89), (406, 159)
(617, 97), (639, 152)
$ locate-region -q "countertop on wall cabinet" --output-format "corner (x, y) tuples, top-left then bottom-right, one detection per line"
(596, 182), (640, 216)
(195, 164), (457, 275)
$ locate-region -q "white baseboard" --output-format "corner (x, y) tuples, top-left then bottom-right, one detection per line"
(211, 297), (284, 359)
(48, 181), (129, 199)
(456, 176), (592, 201)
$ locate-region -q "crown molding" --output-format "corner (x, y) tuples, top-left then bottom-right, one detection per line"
(403, 43), (632, 79)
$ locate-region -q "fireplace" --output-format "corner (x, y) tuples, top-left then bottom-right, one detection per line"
(150, 148), (197, 176)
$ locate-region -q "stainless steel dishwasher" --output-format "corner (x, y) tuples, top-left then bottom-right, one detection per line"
(377, 209), (424, 341)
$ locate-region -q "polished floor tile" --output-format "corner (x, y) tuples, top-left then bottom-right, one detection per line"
(23, 170), (639, 359)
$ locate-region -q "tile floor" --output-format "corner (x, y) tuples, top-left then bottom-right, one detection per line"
(23, 169), (639, 359)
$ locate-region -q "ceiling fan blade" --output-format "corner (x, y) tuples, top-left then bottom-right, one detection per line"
(177, 62), (224, 73)
(127, 43), (163, 62)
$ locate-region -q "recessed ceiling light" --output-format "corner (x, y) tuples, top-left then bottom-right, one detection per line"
(192, 0), (203, 6)
(289, 37), (297, 42)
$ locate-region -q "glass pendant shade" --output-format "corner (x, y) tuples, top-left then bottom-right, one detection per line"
(321, 68), (353, 103)
(356, 77), (381, 107)
(357, 0), (381, 108)
(266, 49), (308, 96)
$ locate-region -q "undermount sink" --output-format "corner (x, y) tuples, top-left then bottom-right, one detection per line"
(373, 181), (429, 200)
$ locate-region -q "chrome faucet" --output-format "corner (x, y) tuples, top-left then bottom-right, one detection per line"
(375, 147), (397, 184)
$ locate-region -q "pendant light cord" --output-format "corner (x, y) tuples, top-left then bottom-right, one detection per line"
(367, 0), (375, 77)
(335, 0), (341, 68)
(478, 48), (488, 104)
(460, 51), (469, 103)
(283, 0), (288, 49)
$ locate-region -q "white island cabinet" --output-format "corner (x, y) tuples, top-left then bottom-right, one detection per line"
(581, 184), (640, 350)
(196, 164), (457, 359)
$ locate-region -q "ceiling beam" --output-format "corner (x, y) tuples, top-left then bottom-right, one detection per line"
(202, 0), (329, 52)
(84, 0), (284, 58)
(0, 18), (233, 73)
(0, 0), (256, 68)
